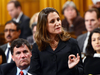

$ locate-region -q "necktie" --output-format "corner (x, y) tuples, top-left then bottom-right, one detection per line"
(6, 47), (10, 61)
(20, 71), (24, 75)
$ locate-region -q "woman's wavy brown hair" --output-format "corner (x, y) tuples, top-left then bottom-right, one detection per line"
(86, 28), (100, 57)
(35, 7), (71, 51)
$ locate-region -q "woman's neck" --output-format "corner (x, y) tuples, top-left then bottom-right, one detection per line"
(49, 34), (59, 41)
(49, 34), (59, 51)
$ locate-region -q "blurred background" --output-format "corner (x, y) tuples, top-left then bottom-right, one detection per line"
(0, 0), (93, 44)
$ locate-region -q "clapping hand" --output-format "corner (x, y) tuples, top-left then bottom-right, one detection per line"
(68, 53), (80, 69)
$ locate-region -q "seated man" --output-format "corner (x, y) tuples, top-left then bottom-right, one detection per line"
(0, 20), (21, 63)
(0, 38), (32, 75)
(77, 8), (100, 59)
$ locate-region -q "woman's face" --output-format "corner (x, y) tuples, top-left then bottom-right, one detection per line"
(47, 12), (62, 36)
(96, 2), (100, 8)
(0, 55), (2, 64)
(64, 6), (77, 20)
(92, 33), (100, 53)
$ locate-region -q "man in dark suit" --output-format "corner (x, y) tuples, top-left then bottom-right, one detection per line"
(77, 8), (100, 55)
(7, 0), (32, 39)
(0, 20), (21, 63)
(0, 38), (32, 75)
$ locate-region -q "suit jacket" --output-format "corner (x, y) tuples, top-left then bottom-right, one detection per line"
(77, 33), (87, 52)
(0, 43), (13, 63)
(27, 35), (34, 45)
(84, 56), (100, 74)
(28, 38), (83, 75)
(18, 14), (32, 39)
(0, 62), (17, 75)
(62, 16), (86, 36)
(0, 44), (7, 52)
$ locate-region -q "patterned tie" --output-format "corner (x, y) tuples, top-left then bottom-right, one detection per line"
(6, 47), (10, 61)
(20, 71), (24, 75)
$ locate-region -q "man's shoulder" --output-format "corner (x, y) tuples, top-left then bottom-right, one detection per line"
(77, 33), (87, 41)
(21, 14), (30, 20)
(0, 62), (16, 70)
(64, 38), (78, 46)
(0, 62), (16, 75)
(0, 44), (7, 51)
(27, 35), (33, 40)
(0, 44), (7, 48)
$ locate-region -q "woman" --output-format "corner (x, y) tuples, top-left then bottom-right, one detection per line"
(28, 7), (83, 75)
(27, 12), (39, 46)
(27, 22), (37, 46)
(84, 28), (100, 74)
(62, 1), (86, 37)
(29, 12), (39, 28)
(0, 48), (6, 64)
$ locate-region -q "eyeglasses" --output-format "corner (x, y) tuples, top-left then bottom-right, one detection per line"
(4, 29), (17, 33)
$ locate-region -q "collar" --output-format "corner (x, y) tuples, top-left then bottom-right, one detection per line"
(7, 43), (10, 48)
(13, 12), (23, 23)
(16, 66), (30, 75)
(46, 39), (66, 53)
(87, 32), (90, 37)
(93, 53), (100, 58)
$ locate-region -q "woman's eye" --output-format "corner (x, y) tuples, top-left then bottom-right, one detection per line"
(92, 39), (95, 41)
(50, 19), (55, 23)
(98, 37), (100, 40)
(57, 18), (60, 21)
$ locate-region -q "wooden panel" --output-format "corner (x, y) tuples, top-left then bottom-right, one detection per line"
(0, 33), (6, 45)
(0, 25), (6, 45)
(0, 0), (39, 26)
(0, 25), (4, 33)
(18, 0), (40, 18)
(0, 0), (11, 26)
(0, 0), (94, 45)
(83, 0), (93, 12)
(40, 0), (47, 11)
(0, 0), (94, 25)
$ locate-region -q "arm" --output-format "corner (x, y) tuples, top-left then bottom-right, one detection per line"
(28, 43), (41, 75)
(68, 38), (83, 75)
(68, 53), (80, 69)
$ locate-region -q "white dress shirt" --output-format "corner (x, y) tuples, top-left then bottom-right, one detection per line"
(83, 53), (100, 62)
(83, 32), (90, 53)
(93, 53), (100, 57)
(16, 66), (30, 75)
(13, 12), (23, 23)
(5, 43), (11, 63)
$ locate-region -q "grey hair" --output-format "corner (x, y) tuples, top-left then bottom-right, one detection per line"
(62, 1), (79, 16)
(63, 1), (76, 9)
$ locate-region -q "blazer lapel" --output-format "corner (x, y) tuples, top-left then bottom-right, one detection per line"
(8, 68), (17, 75)
(19, 14), (24, 25)
(7, 68), (17, 75)
(46, 45), (54, 53)
(55, 40), (66, 53)
(46, 40), (66, 53)
(3, 44), (7, 52)
(1, 44), (7, 52)
(5, 62), (17, 75)
(80, 33), (87, 52)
